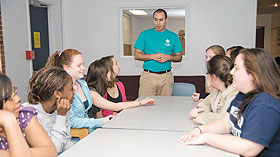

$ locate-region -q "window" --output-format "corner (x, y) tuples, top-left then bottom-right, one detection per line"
(120, 7), (187, 58)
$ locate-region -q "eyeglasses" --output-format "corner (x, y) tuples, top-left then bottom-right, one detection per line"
(0, 86), (18, 104)
(10, 86), (18, 100)
(14, 86), (18, 95)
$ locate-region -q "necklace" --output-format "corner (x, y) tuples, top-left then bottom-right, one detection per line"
(112, 88), (118, 97)
(108, 86), (118, 98)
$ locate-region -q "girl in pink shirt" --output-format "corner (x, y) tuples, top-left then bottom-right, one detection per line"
(86, 55), (154, 117)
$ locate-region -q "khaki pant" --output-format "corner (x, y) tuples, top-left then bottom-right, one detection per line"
(138, 71), (174, 96)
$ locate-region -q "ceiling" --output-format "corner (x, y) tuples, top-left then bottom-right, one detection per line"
(123, 8), (185, 19)
(258, 0), (280, 14)
(123, 1), (280, 17)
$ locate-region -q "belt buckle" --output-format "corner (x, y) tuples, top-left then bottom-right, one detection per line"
(157, 70), (167, 74)
(144, 69), (169, 74)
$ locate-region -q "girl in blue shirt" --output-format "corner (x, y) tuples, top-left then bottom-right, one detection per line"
(46, 49), (113, 133)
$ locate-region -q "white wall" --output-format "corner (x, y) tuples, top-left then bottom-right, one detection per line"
(43, 0), (64, 53)
(1, 0), (63, 102)
(1, 0), (257, 101)
(257, 14), (271, 51)
(2, 0), (32, 102)
(62, 0), (257, 76)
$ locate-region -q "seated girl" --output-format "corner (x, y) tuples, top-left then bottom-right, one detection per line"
(24, 67), (74, 154)
(46, 49), (113, 133)
(0, 73), (56, 156)
(192, 45), (226, 102)
(85, 55), (154, 117)
(178, 48), (280, 156)
(189, 55), (238, 124)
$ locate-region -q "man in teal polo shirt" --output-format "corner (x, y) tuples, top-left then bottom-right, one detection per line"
(134, 9), (183, 96)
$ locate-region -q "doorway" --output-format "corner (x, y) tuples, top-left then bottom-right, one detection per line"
(29, 3), (50, 71)
(256, 26), (265, 48)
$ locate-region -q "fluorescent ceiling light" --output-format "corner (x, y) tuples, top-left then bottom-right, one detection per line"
(129, 10), (147, 15)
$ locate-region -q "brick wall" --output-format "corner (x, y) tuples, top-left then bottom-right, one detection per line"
(0, 3), (5, 73)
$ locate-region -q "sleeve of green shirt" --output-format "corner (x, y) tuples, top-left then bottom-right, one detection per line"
(173, 34), (183, 54)
(134, 32), (145, 51)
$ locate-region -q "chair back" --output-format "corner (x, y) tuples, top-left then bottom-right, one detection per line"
(172, 82), (196, 96)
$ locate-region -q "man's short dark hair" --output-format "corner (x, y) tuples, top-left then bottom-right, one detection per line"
(153, 9), (167, 18)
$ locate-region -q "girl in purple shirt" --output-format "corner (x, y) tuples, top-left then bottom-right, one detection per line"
(0, 73), (56, 156)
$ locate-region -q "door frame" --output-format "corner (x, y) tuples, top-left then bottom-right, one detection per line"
(28, 0), (63, 72)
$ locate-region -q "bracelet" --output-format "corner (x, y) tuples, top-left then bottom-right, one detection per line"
(193, 126), (202, 134)
(138, 100), (142, 106)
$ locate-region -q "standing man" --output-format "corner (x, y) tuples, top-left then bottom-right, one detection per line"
(134, 9), (183, 96)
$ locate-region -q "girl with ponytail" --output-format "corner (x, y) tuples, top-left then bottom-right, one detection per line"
(189, 55), (238, 124)
(25, 66), (74, 154)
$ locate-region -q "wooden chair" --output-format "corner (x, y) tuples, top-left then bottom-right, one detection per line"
(70, 128), (89, 140)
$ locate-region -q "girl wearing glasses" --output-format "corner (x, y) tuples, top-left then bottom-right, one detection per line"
(0, 73), (56, 156)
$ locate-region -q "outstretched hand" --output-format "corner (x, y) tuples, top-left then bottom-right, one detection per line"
(104, 115), (114, 124)
(178, 127), (204, 145)
(192, 93), (200, 102)
(139, 97), (155, 106)
(178, 134), (206, 145)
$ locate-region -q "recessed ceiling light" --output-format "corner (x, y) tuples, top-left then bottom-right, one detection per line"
(274, 3), (278, 7)
(129, 10), (147, 15)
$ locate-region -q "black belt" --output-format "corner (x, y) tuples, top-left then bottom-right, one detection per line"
(144, 69), (171, 74)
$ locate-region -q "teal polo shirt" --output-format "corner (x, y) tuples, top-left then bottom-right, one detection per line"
(134, 28), (182, 72)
